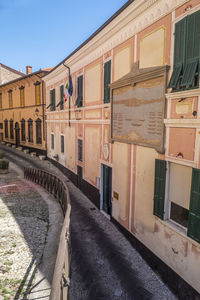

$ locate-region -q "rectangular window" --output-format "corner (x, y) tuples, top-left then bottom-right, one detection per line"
(36, 119), (42, 144)
(60, 85), (64, 110)
(51, 134), (54, 150)
(4, 120), (8, 138)
(77, 139), (83, 162)
(8, 90), (13, 108)
(50, 89), (55, 111)
(168, 11), (200, 91)
(35, 83), (41, 105)
(28, 119), (33, 143)
(0, 93), (2, 109)
(104, 60), (111, 103)
(75, 75), (83, 107)
(21, 120), (26, 141)
(20, 86), (25, 107)
(10, 120), (14, 139)
(153, 160), (200, 243)
(61, 135), (64, 153)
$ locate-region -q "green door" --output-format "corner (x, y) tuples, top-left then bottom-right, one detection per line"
(102, 165), (112, 215)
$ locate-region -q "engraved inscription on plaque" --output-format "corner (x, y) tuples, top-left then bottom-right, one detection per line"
(112, 77), (165, 152)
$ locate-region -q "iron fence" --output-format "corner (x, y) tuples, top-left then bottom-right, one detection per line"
(24, 167), (71, 300)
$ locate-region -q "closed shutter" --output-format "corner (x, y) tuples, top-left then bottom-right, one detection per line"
(60, 85), (64, 110)
(168, 18), (186, 88)
(76, 76), (83, 107)
(181, 11), (200, 87)
(104, 60), (111, 103)
(52, 89), (55, 111)
(153, 159), (166, 220)
(188, 168), (200, 243)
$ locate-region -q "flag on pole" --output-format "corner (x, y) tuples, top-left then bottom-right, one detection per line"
(64, 75), (73, 102)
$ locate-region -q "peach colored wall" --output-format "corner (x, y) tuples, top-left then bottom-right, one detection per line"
(170, 97), (198, 119)
(137, 13), (171, 65)
(168, 128), (196, 161)
(175, 0), (200, 17)
(84, 125), (101, 185)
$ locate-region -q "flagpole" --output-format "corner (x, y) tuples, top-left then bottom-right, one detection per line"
(63, 63), (71, 127)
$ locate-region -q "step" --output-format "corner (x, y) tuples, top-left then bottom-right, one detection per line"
(30, 152), (36, 157)
(23, 149), (29, 154)
(12, 145), (16, 149)
(16, 147), (23, 151)
(39, 155), (46, 161)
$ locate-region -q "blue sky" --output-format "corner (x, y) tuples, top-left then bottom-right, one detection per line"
(0, 0), (127, 73)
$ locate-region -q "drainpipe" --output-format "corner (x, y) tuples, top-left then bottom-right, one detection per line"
(63, 63), (71, 127)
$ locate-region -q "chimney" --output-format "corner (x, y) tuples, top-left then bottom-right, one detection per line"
(26, 66), (32, 75)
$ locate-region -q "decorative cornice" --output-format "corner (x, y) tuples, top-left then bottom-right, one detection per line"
(44, 0), (189, 86)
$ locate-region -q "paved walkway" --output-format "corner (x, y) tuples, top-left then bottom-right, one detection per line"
(0, 144), (178, 300)
(0, 160), (63, 300)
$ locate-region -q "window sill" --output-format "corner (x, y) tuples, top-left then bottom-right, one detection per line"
(165, 87), (200, 100)
(157, 218), (200, 248)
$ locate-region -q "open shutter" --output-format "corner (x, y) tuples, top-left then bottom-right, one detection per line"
(181, 11), (200, 87)
(153, 159), (166, 220)
(104, 60), (111, 103)
(50, 90), (53, 111)
(188, 168), (200, 243)
(168, 18), (186, 88)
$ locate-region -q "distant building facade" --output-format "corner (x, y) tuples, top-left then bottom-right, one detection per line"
(0, 68), (48, 153)
(43, 0), (200, 297)
(0, 63), (24, 85)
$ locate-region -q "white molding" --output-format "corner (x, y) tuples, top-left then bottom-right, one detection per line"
(165, 155), (197, 168)
(165, 88), (200, 100)
(129, 144), (134, 231)
(164, 119), (200, 127)
(46, 119), (110, 125)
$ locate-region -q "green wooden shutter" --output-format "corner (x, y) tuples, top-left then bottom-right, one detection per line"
(181, 11), (200, 87)
(50, 90), (53, 111)
(104, 60), (111, 103)
(52, 89), (55, 111)
(76, 75), (83, 107)
(188, 168), (200, 243)
(153, 159), (166, 220)
(168, 18), (186, 88)
(60, 85), (64, 110)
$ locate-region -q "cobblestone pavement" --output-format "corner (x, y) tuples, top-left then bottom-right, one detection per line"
(0, 159), (63, 300)
(0, 145), (178, 300)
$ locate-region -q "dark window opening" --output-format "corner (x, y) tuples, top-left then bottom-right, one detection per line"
(21, 119), (26, 141)
(4, 120), (8, 138)
(170, 202), (189, 228)
(10, 119), (14, 139)
(28, 119), (33, 143)
(61, 135), (64, 153)
(51, 134), (54, 150)
(36, 118), (42, 144)
(78, 139), (83, 162)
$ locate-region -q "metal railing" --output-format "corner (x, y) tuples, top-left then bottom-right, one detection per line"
(24, 167), (71, 300)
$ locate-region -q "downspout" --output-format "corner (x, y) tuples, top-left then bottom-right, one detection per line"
(63, 63), (71, 127)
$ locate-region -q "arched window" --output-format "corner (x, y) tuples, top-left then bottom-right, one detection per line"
(10, 119), (14, 139)
(28, 118), (33, 143)
(21, 119), (26, 141)
(4, 119), (8, 138)
(36, 118), (42, 144)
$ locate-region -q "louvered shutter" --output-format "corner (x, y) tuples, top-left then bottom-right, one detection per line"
(188, 168), (200, 243)
(60, 85), (64, 110)
(104, 60), (111, 103)
(153, 159), (166, 220)
(181, 11), (200, 87)
(168, 18), (186, 88)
